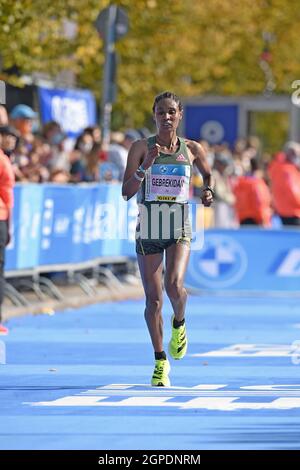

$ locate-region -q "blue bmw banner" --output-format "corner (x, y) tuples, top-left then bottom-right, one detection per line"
(186, 229), (300, 291)
(184, 103), (238, 146)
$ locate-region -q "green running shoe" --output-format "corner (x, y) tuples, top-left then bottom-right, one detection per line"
(168, 314), (188, 360)
(151, 358), (171, 387)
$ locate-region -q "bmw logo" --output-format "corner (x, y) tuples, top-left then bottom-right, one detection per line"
(159, 166), (168, 174)
(186, 234), (248, 288)
(200, 120), (225, 144)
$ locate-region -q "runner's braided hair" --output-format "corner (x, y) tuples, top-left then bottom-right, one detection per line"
(152, 92), (183, 113)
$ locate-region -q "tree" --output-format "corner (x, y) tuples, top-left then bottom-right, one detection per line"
(1, 0), (300, 128)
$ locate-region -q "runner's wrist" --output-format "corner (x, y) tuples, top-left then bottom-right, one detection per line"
(135, 166), (145, 179)
(133, 171), (144, 183)
(137, 164), (146, 175)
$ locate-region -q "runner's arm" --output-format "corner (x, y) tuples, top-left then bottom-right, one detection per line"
(187, 140), (212, 186)
(187, 140), (214, 206)
(122, 140), (146, 200)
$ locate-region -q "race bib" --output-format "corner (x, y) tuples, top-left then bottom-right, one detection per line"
(144, 164), (190, 203)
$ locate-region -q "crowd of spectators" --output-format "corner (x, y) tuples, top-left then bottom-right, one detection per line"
(1, 103), (300, 228)
(0, 103), (145, 185)
(195, 137), (300, 228)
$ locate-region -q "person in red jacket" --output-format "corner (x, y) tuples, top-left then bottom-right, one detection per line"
(268, 141), (300, 226)
(233, 158), (272, 226)
(0, 139), (14, 334)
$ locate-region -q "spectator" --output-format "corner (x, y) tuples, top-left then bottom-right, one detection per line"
(83, 126), (102, 144)
(12, 141), (31, 181)
(21, 150), (49, 183)
(9, 104), (37, 149)
(199, 140), (215, 167)
(0, 105), (8, 126)
(68, 129), (98, 181)
(99, 161), (120, 182)
(42, 121), (62, 144)
(70, 142), (101, 182)
(268, 141), (300, 226)
(0, 125), (19, 158)
(212, 152), (237, 228)
(49, 168), (70, 184)
(108, 129), (140, 180)
(31, 133), (52, 169)
(137, 127), (151, 139)
(0, 133), (14, 334)
(123, 129), (141, 151)
(70, 142), (120, 183)
(74, 129), (94, 154)
(0, 127), (30, 182)
(233, 157), (272, 226)
(43, 122), (70, 172)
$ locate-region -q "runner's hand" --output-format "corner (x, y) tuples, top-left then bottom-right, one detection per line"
(201, 189), (214, 207)
(142, 144), (161, 170)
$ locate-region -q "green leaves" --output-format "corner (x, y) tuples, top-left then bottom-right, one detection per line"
(1, 0), (300, 127)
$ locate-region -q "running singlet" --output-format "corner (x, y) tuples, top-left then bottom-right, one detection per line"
(136, 136), (192, 241)
(137, 136), (192, 204)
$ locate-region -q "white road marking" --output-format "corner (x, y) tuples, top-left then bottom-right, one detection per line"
(24, 383), (300, 411)
(190, 343), (298, 357)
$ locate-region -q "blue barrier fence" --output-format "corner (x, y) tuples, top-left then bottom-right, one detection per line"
(5, 184), (300, 292)
(186, 229), (300, 292)
(5, 183), (137, 270)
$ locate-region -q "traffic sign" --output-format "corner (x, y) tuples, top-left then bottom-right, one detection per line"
(95, 5), (129, 41)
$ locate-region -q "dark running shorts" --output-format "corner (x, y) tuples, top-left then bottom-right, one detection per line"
(136, 236), (191, 256)
(135, 202), (192, 255)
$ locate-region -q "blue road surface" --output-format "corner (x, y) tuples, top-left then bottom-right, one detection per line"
(1, 294), (300, 450)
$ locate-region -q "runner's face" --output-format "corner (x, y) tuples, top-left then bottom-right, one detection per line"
(154, 98), (182, 133)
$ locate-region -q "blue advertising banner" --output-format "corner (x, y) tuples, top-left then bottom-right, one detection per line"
(99, 184), (122, 258)
(5, 185), (300, 292)
(6, 184), (43, 270)
(38, 185), (76, 266)
(120, 196), (138, 257)
(77, 183), (116, 262)
(5, 183), (137, 272)
(5, 185), (22, 271)
(186, 229), (300, 292)
(184, 104), (238, 146)
(17, 184), (44, 269)
(38, 86), (96, 138)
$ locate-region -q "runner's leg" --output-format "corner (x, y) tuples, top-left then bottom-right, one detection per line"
(137, 252), (164, 353)
(164, 242), (190, 322)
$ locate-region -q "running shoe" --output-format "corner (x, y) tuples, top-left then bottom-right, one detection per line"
(151, 358), (171, 387)
(168, 314), (187, 359)
(0, 324), (8, 335)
